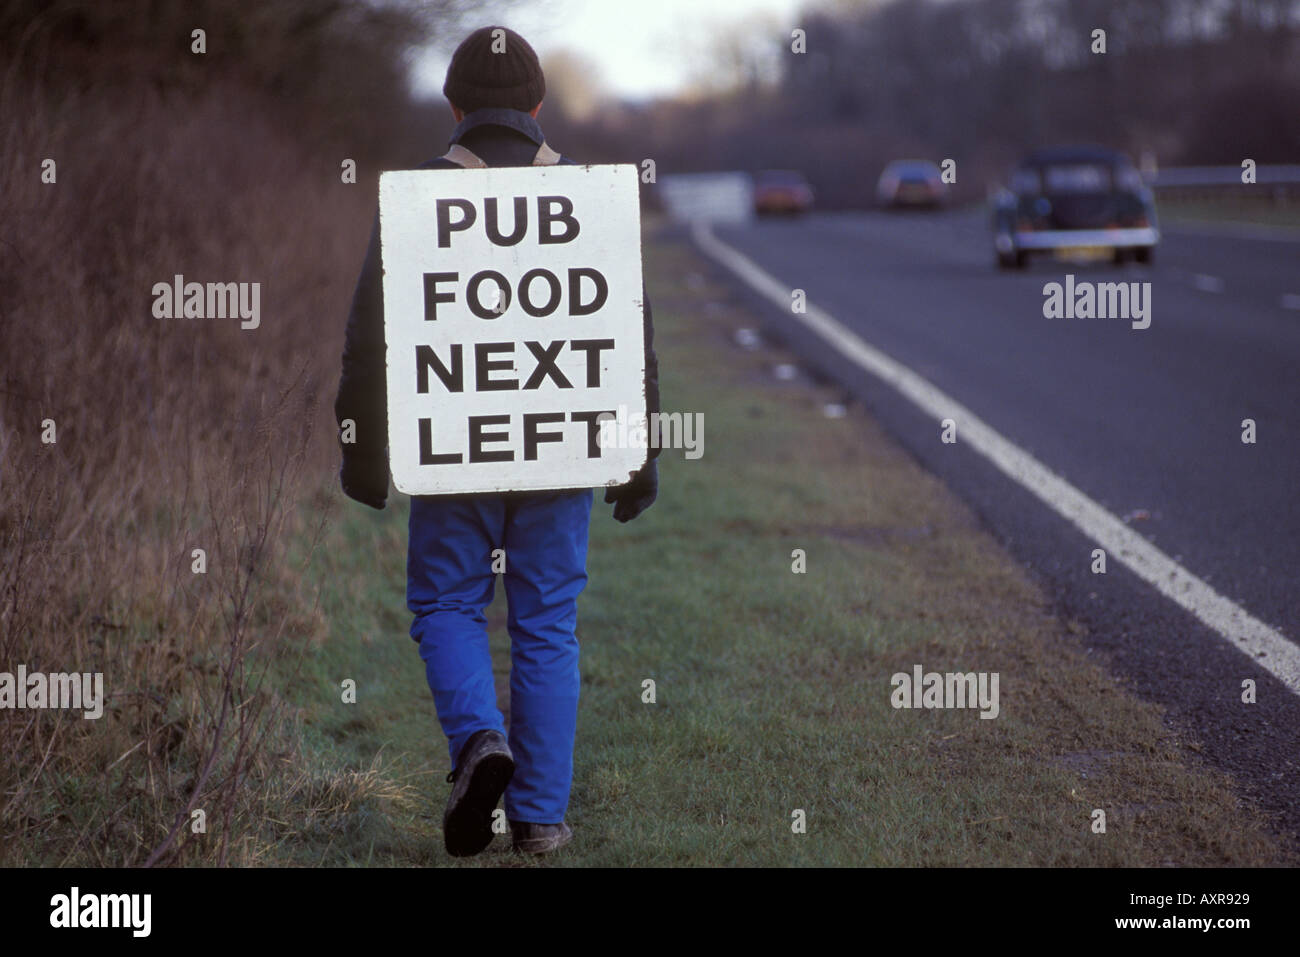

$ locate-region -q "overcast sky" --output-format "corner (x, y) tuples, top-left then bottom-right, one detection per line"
(412, 0), (812, 102)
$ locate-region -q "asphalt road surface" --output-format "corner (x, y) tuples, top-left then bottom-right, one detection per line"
(698, 208), (1300, 845)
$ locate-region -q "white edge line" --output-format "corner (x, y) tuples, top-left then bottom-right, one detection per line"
(692, 220), (1300, 695)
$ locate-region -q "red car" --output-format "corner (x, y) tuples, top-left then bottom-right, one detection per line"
(753, 170), (814, 215)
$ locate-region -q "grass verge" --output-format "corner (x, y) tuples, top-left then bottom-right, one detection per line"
(274, 230), (1294, 867)
(1158, 197), (1300, 230)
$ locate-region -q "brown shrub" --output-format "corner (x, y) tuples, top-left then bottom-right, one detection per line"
(0, 72), (378, 864)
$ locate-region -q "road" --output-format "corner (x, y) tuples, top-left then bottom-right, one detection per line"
(697, 208), (1300, 841)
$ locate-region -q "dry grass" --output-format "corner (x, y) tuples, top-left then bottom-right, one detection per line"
(0, 74), (374, 865)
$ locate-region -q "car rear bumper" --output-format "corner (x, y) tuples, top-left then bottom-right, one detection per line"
(1010, 227), (1159, 250)
(884, 191), (944, 206)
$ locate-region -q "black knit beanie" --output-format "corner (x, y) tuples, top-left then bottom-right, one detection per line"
(443, 26), (546, 114)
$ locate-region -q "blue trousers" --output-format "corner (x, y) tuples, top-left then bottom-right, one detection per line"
(407, 488), (593, 824)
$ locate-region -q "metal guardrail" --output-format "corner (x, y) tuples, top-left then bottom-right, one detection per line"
(1149, 165), (1300, 188)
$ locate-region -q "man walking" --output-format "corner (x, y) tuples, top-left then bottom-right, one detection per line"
(333, 26), (660, 858)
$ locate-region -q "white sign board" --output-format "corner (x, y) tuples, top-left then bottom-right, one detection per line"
(659, 172), (755, 224)
(379, 164), (647, 495)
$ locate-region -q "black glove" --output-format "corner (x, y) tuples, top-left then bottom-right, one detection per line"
(604, 460), (657, 523)
(340, 454), (388, 510)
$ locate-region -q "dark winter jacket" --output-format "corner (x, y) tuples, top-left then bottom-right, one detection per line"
(333, 108), (661, 512)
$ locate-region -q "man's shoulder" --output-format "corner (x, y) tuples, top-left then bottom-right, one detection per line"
(411, 150), (578, 170)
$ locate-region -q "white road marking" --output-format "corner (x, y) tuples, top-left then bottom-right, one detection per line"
(1192, 273), (1225, 293)
(694, 221), (1300, 696)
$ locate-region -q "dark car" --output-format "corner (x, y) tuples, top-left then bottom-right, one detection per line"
(876, 159), (949, 208)
(991, 146), (1159, 269)
(753, 169), (814, 215)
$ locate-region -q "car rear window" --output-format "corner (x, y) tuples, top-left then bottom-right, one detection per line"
(888, 163), (937, 181)
(1010, 168), (1041, 193)
(1042, 164), (1111, 193)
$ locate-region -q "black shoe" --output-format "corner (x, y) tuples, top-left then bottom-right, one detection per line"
(443, 729), (514, 857)
(510, 819), (573, 855)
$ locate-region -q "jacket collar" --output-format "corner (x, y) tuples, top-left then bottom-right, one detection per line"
(449, 108), (545, 146)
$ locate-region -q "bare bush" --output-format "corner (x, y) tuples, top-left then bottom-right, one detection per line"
(0, 67), (377, 863)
